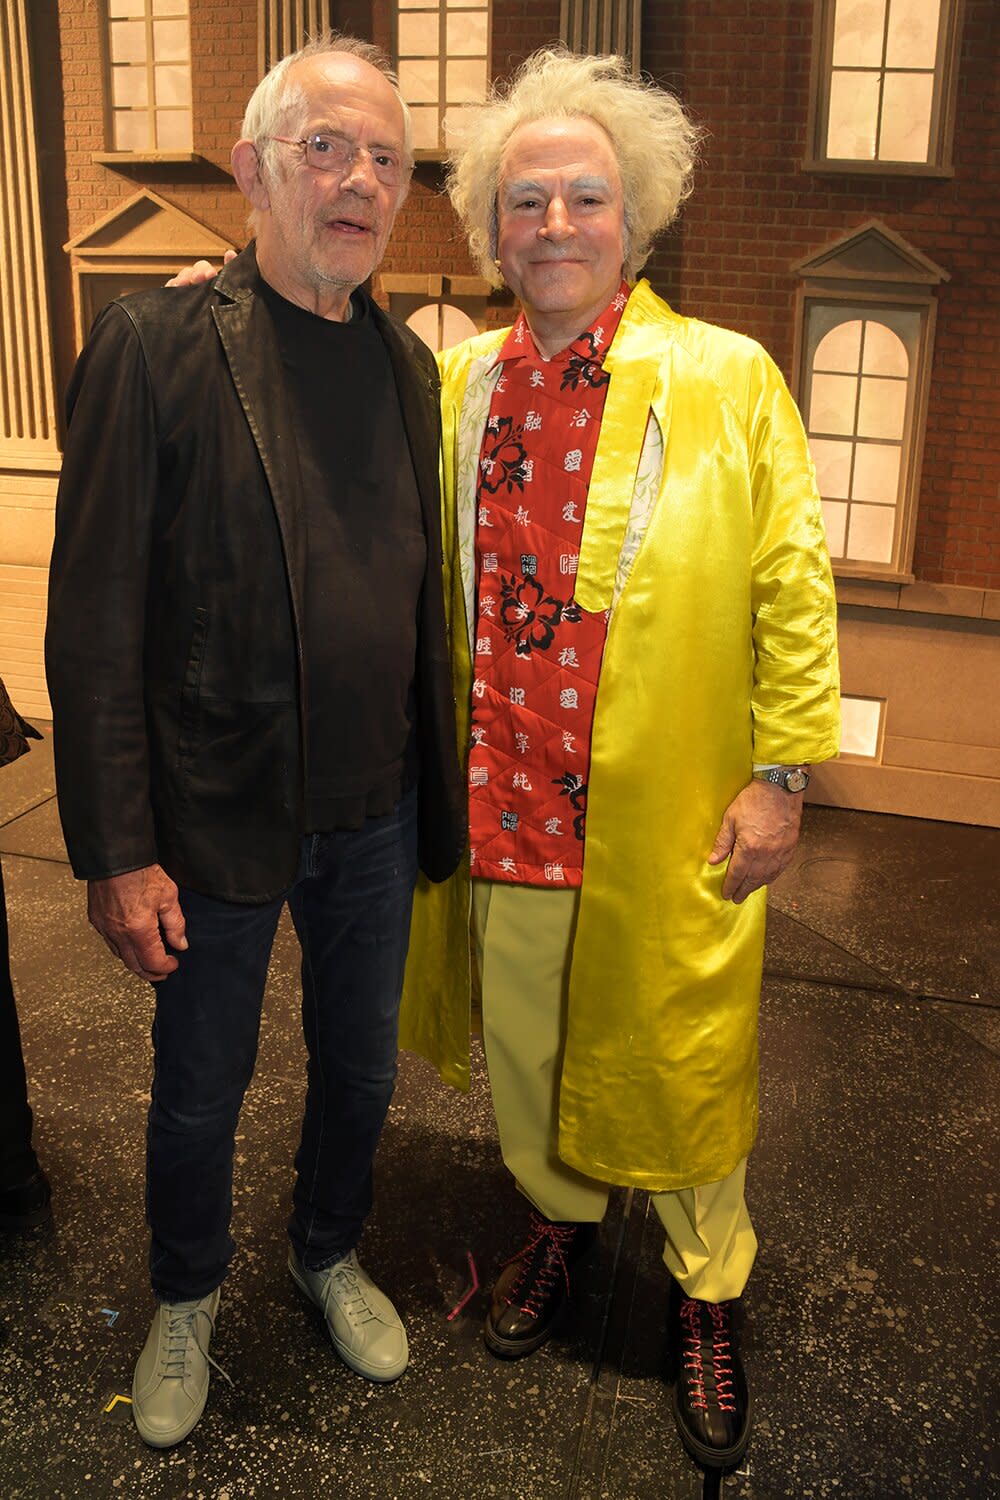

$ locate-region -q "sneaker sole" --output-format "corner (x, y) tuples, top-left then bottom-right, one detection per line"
(132, 1396), (209, 1450)
(287, 1252), (408, 1383)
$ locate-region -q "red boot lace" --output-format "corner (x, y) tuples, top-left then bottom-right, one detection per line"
(503, 1213), (579, 1317)
(680, 1297), (736, 1414)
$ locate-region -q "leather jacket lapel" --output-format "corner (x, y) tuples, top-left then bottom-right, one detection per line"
(212, 271), (308, 653)
(372, 305), (442, 551)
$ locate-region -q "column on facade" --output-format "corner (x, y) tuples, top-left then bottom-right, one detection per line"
(559, 0), (641, 68)
(0, 0), (60, 718)
(259, 0), (333, 73)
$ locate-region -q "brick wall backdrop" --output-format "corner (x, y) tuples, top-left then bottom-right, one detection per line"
(641, 0), (1000, 592)
(58, 0), (256, 248)
(43, 1), (999, 589)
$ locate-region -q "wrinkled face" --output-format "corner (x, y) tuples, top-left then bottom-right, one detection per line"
(496, 116), (626, 337)
(256, 53), (408, 300)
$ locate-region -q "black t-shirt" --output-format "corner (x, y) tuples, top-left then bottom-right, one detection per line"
(259, 280), (426, 831)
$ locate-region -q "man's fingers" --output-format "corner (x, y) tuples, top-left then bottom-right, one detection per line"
(707, 816), (735, 866)
(165, 258), (219, 288)
(114, 928), (179, 982)
(87, 866), (185, 980)
(159, 895), (188, 953)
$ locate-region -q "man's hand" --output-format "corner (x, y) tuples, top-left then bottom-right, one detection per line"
(87, 865), (188, 982)
(708, 779), (804, 904)
(165, 249), (237, 288)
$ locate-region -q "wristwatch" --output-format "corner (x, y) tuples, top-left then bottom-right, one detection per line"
(753, 765), (810, 793)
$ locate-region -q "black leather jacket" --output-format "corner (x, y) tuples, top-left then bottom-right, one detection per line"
(46, 247), (466, 901)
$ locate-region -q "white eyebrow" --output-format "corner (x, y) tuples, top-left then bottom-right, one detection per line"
(502, 174), (612, 200)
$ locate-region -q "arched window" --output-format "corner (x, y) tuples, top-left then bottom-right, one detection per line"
(793, 222), (947, 580)
(380, 274), (491, 353)
(406, 303), (480, 353)
(807, 318), (909, 566)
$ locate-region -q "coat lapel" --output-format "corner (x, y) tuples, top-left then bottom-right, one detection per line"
(212, 257), (308, 640)
(371, 304), (442, 551)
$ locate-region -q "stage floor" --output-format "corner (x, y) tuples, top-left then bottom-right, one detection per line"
(1, 731), (996, 1499)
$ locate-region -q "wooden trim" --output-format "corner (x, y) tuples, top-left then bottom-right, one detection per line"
(92, 151), (205, 166)
(797, 291), (939, 579)
(806, 0), (965, 175)
(0, 0), (59, 459)
(802, 157), (955, 180)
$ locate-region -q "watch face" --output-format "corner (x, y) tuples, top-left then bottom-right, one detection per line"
(785, 768), (808, 792)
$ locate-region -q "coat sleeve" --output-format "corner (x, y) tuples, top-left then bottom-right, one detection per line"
(745, 348), (841, 766)
(45, 303), (161, 881)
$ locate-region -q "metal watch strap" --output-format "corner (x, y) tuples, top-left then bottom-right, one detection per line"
(752, 766), (810, 792)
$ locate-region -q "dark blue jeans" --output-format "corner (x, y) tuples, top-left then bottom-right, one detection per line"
(146, 790), (418, 1302)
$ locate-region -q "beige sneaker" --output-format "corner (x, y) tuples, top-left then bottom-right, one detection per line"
(132, 1288), (228, 1447)
(288, 1246), (408, 1382)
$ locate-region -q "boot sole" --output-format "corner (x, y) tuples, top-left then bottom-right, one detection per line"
(483, 1299), (566, 1359)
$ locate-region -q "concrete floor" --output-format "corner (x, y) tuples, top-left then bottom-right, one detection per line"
(0, 730), (997, 1500)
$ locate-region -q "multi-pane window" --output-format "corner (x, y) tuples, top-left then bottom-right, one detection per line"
(105, 0), (193, 153)
(795, 222), (946, 580)
(804, 309), (919, 568)
(808, 0), (963, 172)
(395, 1), (490, 155)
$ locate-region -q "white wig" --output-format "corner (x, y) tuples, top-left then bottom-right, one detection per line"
(446, 48), (701, 286)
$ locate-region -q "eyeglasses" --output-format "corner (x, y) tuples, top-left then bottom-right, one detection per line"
(268, 132), (408, 187)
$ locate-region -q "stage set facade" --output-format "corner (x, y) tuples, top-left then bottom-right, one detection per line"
(1, 0), (998, 823)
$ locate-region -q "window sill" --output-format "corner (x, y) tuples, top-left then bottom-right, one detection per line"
(802, 157), (954, 180)
(92, 151), (210, 168)
(835, 577), (999, 622)
(833, 567), (915, 586)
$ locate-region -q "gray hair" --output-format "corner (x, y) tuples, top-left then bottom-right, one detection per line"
(446, 48), (701, 287)
(241, 30), (413, 212)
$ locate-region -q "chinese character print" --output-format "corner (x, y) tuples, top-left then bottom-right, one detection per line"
(466, 283), (630, 887)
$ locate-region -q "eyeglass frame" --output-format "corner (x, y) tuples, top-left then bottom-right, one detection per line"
(266, 131), (411, 188)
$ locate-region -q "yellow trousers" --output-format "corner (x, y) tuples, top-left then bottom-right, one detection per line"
(472, 880), (757, 1302)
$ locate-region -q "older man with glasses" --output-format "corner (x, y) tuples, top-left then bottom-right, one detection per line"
(45, 33), (464, 1448)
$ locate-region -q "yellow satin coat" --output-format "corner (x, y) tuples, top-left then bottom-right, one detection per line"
(399, 279), (840, 1191)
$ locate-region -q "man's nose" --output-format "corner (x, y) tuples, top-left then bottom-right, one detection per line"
(539, 198), (573, 241)
(340, 146), (378, 194)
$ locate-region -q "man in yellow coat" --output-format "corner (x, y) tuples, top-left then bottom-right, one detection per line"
(400, 49), (840, 1471)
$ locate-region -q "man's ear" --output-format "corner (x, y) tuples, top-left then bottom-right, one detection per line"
(232, 139), (270, 211)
